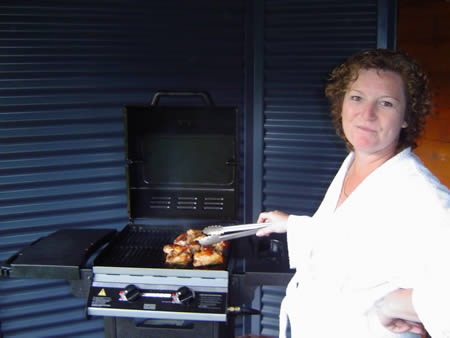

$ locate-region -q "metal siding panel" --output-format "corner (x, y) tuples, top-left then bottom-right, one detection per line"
(260, 285), (286, 337)
(0, 279), (101, 337)
(0, 1), (245, 337)
(262, 0), (378, 216)
(249, 0), (266, 222)
(254, 1), (381, 336)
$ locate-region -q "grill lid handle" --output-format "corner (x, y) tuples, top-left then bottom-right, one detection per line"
(151, 91), (214, 106)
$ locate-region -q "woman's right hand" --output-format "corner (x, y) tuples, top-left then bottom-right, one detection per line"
(256, 210), (289, 236)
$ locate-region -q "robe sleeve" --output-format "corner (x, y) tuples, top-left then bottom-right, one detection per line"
(286, 215), (317, 269)
(285, 153), (353, 270)
(412, 211), (450, 338)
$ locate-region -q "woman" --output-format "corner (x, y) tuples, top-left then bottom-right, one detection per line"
(256, 49), (449, 338)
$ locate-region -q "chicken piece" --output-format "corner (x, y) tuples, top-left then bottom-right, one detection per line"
(192, 233), (207, 243)
(187, 229), (203, 242)
(164, 244), (192, 265)
(212, 240), (229, 254)
(173, 233), (189, 246)
(193, 247), (224, 267)
(165, 250), (192, 265)
(188, 241), (202, 253)
(174, 229), (204, 245)
(186, 229), (207, 247)
(163, 244), (188, 255)
(174, 229), (206, 253)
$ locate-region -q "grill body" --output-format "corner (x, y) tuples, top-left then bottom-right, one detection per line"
(85, 96), (240, 336)
(87, 225), (229, 322)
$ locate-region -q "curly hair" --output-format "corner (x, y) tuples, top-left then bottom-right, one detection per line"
(324, 48), (432, 151)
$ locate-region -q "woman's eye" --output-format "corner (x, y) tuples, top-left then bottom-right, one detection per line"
(350, 95), (361, 101)
(380, 100), (393, 107)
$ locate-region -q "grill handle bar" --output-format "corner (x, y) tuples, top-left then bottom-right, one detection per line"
(151, 91), (213, 106)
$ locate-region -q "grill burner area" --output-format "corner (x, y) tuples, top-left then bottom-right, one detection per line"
(94, 224), (228, 270)
(94, 225), (176, 268)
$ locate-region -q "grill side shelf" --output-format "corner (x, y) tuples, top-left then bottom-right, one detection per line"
(1, 229), (117, 280)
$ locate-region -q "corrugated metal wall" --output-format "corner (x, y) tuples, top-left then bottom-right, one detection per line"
(0, 1), (245, 337)
(250, 285), (288, 337)
(260, 0), (378, 217)
(0, 0), (396, 336)
(252, 0), (392, 336)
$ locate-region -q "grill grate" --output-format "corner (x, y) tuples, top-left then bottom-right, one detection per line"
(94, 225), (182, 268)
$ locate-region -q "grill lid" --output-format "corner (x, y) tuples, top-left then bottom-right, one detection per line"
(124, 91), (239, 220)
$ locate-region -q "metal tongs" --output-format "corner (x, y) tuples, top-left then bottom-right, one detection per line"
(199, 223), (271, 245)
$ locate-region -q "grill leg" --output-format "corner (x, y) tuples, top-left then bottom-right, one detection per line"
(103, 317), (118, 338)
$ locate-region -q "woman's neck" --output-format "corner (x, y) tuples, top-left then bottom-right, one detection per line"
(337, 148), (399, 209)
(351, 148), (397, 177)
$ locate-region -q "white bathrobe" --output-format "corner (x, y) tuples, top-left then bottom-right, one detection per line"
(281, 148), (450, 338)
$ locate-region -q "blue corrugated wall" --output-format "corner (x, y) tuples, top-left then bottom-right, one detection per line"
(0, 1), (245, 337)
(261, 0), (379, 216)
(251, 0), (394, 336)
(0, 0), (395, 336)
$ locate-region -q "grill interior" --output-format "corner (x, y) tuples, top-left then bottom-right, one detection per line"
(93, 225), (228, 270)
(94, 225), (180, 268)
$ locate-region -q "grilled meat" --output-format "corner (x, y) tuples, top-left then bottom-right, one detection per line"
(193, 247), (224, 267)
(164, 229), (226, 267)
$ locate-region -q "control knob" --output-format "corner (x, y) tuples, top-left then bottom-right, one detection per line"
(174, 286), (195, 304)
(122, 284), (195, 304)
(123, 284), (141, 302)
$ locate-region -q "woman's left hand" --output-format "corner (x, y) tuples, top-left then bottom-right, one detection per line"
(375, 288), (426, 335)
(377, 313), (426, 334)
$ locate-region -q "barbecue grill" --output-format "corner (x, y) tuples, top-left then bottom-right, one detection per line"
(1, 92), (293, 338)
(87, 225), (229, 322)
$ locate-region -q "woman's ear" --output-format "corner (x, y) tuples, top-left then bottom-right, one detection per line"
(402, 121), (408, 128)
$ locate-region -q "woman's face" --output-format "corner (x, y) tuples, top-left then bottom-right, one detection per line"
(342, 68), (407, 157)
